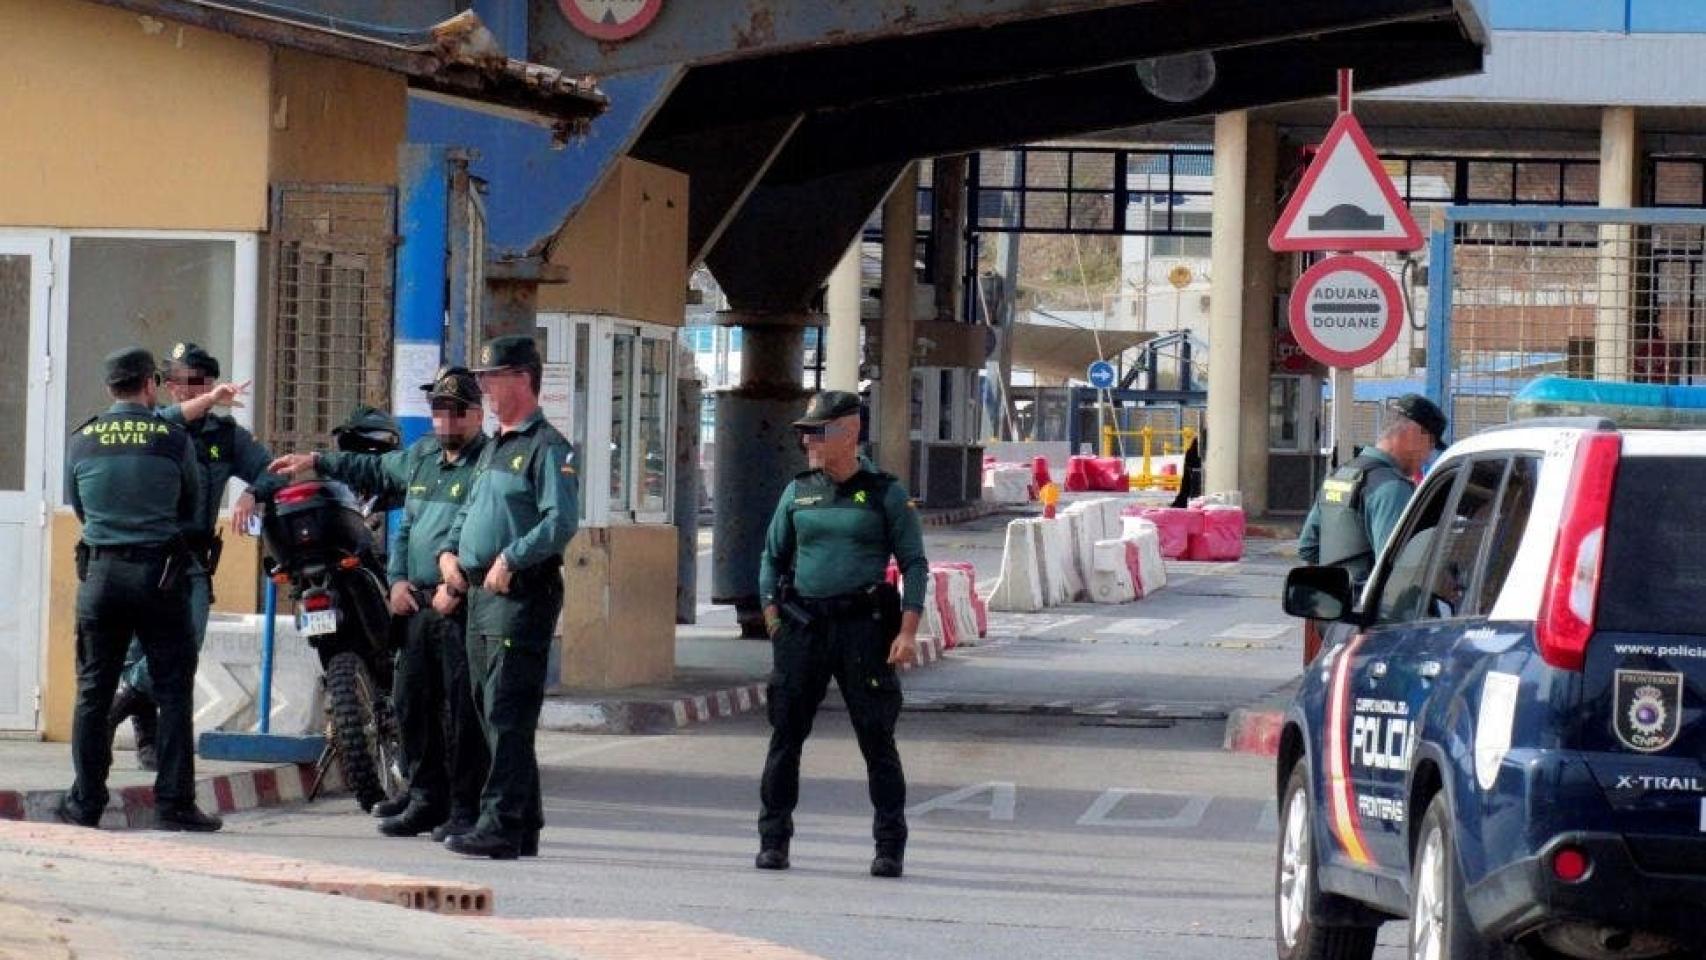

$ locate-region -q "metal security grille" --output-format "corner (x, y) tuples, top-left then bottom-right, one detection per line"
(1427, 206), (1706, 440)
(266, 185), (396, 451)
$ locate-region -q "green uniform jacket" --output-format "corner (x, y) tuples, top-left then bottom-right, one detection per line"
(759, 457), (929, 613)
(318, 431), (489, 588)
(159, 405), (279, 542)
(442, 409), (578, 574)
(66, 402), (203, 547)
(1297, 447), (1414, 567)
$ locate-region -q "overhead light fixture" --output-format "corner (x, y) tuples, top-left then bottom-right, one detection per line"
(1135, 52), (1217, 103)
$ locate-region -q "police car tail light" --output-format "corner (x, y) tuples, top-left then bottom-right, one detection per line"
(275, 483), (323, 507)
(1551, 846), (1591, 883)
(1537, 432), (1621, 672)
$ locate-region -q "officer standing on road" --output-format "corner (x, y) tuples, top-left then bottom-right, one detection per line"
(269, 368), (493, 843)
(107, 342), (278, 771)
(1297, 393), (1447, 657)
(59, 348), (223, 832)
(755, 390), (928, 879)
(435, 336), (577, 860)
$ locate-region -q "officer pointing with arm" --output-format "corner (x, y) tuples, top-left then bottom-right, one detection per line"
(1296, 394), (1446, 659)
(59, 348), (222, 832)
(434, 337), (578, 860)
(269, 367), (493, 844)
(755, 390), (928, 879)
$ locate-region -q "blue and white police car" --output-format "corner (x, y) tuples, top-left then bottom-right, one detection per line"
(1276, 379), (1706, 960)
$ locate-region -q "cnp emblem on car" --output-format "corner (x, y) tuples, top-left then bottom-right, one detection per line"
(1614, 669), (1684, 753)
(558, 0), (663, 41)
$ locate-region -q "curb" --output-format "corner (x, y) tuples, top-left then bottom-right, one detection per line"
(0, 819), (491, 916)
(540, 635), (948, 735)
(920, 502), (1003, 527)
(0, 760), (346, 829)
(1222, 706), (1285, 757)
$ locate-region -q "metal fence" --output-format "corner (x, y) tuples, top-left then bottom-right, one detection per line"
(1427, 206), (1706, 440)
(265, 184), (397, 452)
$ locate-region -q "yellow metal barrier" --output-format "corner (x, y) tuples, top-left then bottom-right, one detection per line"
(1100, 425), (1197, 491)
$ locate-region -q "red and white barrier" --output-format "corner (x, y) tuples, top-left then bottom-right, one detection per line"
(983, 464), (1033, 504)
(1190, 504), (1246, 561)
(1123, 518), (1168, 597)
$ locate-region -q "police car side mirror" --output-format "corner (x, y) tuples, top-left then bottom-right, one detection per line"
(1283, 566), (1357, 623)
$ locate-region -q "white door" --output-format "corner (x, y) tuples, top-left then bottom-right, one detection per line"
(0, 238), (50, 732)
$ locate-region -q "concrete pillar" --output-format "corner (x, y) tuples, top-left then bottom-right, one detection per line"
(824, 242), (862, 391)
(878, 164), (919, 481)
(1205, 111), (1248, 495)
(1596, 106), (1639, 381)
(1238, 120), (1278, 516)
(709, 313), (813, 636)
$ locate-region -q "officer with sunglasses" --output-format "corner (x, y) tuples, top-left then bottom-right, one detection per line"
(755, 390), (928, 879)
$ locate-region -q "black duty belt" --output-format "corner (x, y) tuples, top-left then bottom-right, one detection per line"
(799, 589), (881, 620)
(85, 543), (173, 561)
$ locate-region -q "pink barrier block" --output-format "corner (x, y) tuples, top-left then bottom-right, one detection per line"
(1190, 505), (1246, 561)
(1141, 507), (1200, 559)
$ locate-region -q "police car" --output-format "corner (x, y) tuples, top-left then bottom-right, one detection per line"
(1277, 379), (1706, 960)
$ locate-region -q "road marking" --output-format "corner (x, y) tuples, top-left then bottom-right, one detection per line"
(1215, 623), (1292, 641)
(1045, 614), (1094, 635)
(908, 781), (1017, 822)
(1077, 790), (1212, 829)
(1095, 618), (1181, 637)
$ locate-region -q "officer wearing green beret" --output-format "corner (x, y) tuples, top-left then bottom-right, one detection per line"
(60, 348), (222, 831)
(269, 367), (492, 843)
(435, 337), (578, 860)
(107, 342), (281, 770)
(755, 390), (928, 879)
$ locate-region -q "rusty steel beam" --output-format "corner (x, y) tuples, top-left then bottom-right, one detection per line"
(86, 0), (606, 125)
(643, 0), (1466, 140)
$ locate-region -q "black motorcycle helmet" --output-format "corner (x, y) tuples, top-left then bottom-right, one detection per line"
(331, 404), (401, 455)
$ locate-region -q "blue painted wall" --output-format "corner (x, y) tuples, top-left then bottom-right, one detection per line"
(1489, 0), (1706, 32)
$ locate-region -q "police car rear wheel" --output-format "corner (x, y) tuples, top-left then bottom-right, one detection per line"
(1275, 762), (1378, 960)
(1411, 795), (1504, 960)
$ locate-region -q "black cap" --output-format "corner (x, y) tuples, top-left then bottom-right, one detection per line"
(420, 365), (482, 406)
(1389, 393), (1449, 450)
(472, 336), (542, 372)
(104, 347), (158, 387)
(164, 341), (220, 379)
(792, 390), (862, 429)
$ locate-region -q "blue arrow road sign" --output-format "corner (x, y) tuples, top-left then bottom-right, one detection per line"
(1087, 360), (1116, 389)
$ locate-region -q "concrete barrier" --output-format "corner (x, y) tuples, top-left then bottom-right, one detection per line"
(1124, 519), (1168, 597)
(987, 518), (1045, 612)
(1038, 517), (1076, 605)
(1087, 538), (1137, 604)
(982, 464), (1032, 504)
(132, 614), (326, 749)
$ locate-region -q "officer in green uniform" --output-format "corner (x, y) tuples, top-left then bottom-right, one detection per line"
(108, 342), (279, 770)
(60, 348), (222, 831)
(1299, 393), (1448, 586)
(435, 336), (578, 860)
(269, 368), (493, 843)
(755, 390), (928, 879)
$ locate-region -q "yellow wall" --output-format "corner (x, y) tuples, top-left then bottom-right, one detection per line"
(268, 49), (407, 185)
(538, 158), (690, 328)
(0, 0), (271, 230)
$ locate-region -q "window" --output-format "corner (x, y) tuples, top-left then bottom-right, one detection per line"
(67, 239), (236, 434)
(635, 336), (670, 519)
(1375, 467), (1460, 624)
(1269, 377), (1301, 451)
(1471, 456), (1538, 616)
(609, 329), (635, 515)
(969, 145), (1213, 236)
(1419, 458), (1507, 620)
(938, 371), (955, 441)
(1599, 457), (1706, 633)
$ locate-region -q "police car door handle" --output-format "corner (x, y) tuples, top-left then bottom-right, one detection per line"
(1368, 661), (1388, 679)
(1418, 660), (1442, 680)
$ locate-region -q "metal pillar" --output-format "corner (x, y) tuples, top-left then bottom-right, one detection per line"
(1596, 106), (1639, 381)
(878, 164), (919, 481)
(932, 155), (968, 322)
(824, 242), (863, 390)
(1205, 111), (1248, 496)
(675, 376), (702, 625)
(396, 144), (450, 448)
(710, 312), (814, 636)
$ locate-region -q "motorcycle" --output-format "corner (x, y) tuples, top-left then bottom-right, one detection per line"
(258, 479), (402, 812)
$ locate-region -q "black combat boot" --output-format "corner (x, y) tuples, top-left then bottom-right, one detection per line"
(870, 844), (903, 879)
(378, 801), (449, 838)
(754, 840), (790, 871)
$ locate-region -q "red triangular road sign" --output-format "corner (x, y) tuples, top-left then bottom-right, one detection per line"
(1269, 112), (1422, 253)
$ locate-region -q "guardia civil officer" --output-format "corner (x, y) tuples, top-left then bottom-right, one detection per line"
(269, 368), (492, 843)
(59, 348), (222, 831)
(1297, 393), (1447, 658)
(107, 342), (279, 771)
(756, 390), (928, 879)
(435, 336), (578, 860)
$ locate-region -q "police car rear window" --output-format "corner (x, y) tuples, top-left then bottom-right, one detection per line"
(1598, 457), (1706, 635)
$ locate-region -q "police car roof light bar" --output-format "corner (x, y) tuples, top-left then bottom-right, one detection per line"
(1536, 431), (1621, 672)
